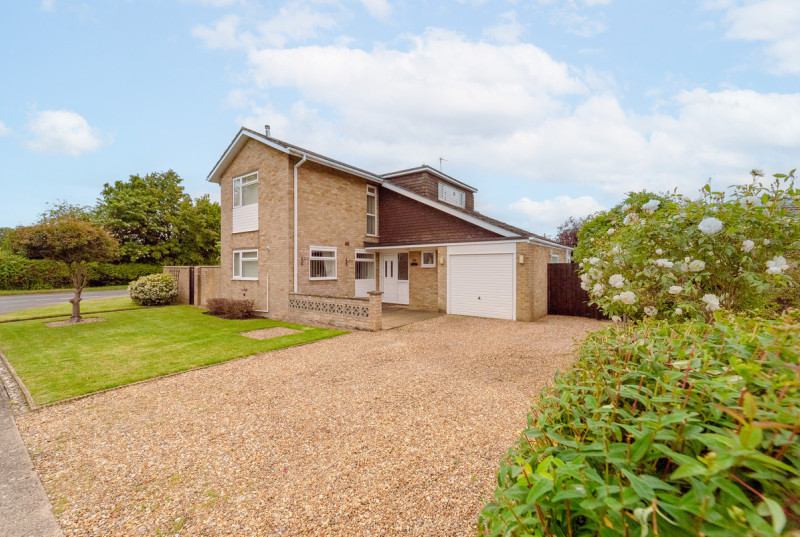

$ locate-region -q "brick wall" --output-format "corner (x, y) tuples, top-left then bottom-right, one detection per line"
(378, 189), (500, 246)
(513, 243), (549, 321)
(295, 160), (379, 298)
(408, 250), (438, 311)
(383, 170), (475, 211)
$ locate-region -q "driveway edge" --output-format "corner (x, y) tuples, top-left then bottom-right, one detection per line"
(0, 387), (64, 537)
(0, 350), (35, 414)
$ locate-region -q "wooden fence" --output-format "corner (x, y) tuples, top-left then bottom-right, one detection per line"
(547, 263), (606, 320)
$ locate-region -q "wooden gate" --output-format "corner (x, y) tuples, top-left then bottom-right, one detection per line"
(547, 263), (605, 319)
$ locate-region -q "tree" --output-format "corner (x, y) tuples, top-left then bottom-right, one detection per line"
(95, 170), (220, 265)
(555, 216), (586, 248)
(14, 219), (118, 323)
(37, 200), (96, 224)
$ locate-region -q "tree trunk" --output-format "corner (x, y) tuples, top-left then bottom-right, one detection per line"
(69, 267), (86, 324)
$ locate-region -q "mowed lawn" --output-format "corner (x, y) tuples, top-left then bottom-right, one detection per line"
(0, 305), (345, 405)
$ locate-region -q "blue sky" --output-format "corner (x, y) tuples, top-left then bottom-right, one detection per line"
(1, 0), (798, 235)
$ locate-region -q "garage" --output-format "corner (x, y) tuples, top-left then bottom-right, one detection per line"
(447, 243), (516, 320)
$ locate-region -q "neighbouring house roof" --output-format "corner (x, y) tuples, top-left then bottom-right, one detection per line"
(207, 127), (571, 250)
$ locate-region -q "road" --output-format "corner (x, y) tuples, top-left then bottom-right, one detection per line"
(0, 290), (130, 316)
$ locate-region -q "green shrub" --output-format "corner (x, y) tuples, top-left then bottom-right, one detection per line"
(479, 312), (800, 536)
(128, 273), (178, 306)
(0, 252), (161, 290)
(205, 298), (255, 319)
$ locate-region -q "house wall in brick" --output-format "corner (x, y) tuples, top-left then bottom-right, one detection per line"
(408, 249), (439, 311)
(378, 189), (500, 246)
(295, 160), (379, 298)
(437, 246), (448, 312)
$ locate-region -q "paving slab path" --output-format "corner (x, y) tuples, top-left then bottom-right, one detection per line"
(16, 314), (604, 536)
(0, 387), (64, 537)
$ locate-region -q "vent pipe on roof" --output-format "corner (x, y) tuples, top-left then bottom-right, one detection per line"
(265, 125), (271, 138)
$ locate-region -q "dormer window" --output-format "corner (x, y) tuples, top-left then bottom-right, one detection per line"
(438, 182), (465, 208)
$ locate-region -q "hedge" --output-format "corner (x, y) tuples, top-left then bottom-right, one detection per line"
(479, 311), (800, 536)
(0, 253), (161, 290)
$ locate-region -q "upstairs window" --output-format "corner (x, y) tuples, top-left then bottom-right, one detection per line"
(310, 247), (337, 280)
(438, 182), (465, 208)
(366, 185), (378, 236)
(233, 173), (258, 208)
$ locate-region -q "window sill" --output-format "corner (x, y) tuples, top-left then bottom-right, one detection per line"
(232, 277), (258, 281)
(309, 277), (337, 281)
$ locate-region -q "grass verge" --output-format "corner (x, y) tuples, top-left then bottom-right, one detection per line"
(0, 296), (144, 322)
(0, 305), (345, 405)
(0, 285), (128, 296)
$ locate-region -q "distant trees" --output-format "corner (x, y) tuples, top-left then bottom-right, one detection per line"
(555, 216), (586, 248)
(95, 170), (220, 265)
(14, 218), (118, 323)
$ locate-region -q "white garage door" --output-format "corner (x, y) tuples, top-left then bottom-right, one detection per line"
(449, 253), (514, 320)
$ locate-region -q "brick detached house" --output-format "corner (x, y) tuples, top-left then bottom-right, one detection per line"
(206, 127), (571, 328)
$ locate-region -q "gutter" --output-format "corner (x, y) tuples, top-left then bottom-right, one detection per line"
(527, 236), (574, 251)
(292, 151), (308, 293)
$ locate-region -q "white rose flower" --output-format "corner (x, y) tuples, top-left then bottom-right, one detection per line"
(675, 307), (683, 315)
(592, 283), (605, 296)
(763, 239), (771, 246)
(655, 248), (663, 255)
(698, 217), (724, 235)
(766, 256), (789, 275)
(740, 195), (762, 208)
(701, 293), (721, 311)
(608, 274), (625, 288)
(655, 259), (674, 268)
(642, 199), (660, 214)
(619, 291), (637, 305)
(668, 285), (682, 295)
(741, 240), (755, 253)
(611, 245), (622, 254)
(611, 315), (622, 323)
(607, 228), (615, 235)
(612, 295), (620, 302)
(644, 306), (657, 316)
(588, 257), (601, 265)
(685, 256), (692, 263)
(689, 260), (706, 272)
(623, 213), (639, 226)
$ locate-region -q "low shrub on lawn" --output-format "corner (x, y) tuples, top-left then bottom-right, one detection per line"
(479, 311), (800, 536)
(128, 273), (178, 306)
(205, 298), (255, 319)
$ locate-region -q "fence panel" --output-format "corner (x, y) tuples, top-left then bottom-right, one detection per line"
(547, 263), (606, 319)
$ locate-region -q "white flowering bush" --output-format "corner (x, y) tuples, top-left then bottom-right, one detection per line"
(128, 273), (178, 306)
(574, 171), (800, 321)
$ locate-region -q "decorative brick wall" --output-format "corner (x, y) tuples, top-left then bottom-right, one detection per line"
(286, 291), (382, 331)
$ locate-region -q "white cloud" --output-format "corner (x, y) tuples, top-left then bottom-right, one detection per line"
(714, 0), (800, 74)
(25, 110), (109, 156)
(40, 0), (55, 12)
(509, 195), (605, 229)
(221, 29), (798, 205)
(484, 11), (525, 44)
(193, 5), (338, 50)
(359, 0), (391, 19)
(0, 121), (10, 136)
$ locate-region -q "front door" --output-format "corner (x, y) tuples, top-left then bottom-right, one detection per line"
(382, 253), (399, 303)
(381, 253), (409, 304)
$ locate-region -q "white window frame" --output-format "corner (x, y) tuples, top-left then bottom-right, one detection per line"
(421, 250), (436, 268)
(233, 172), (258, 209)
(438, 182), (465, 208)
(309, 246), (337, 280)
(366, 185), (378, 236)
(233, 249), (259, 280)
(550, 248), (560, 264)
(355, 250), (376, 280)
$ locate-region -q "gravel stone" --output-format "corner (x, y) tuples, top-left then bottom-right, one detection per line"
(17, 315), (604, 536)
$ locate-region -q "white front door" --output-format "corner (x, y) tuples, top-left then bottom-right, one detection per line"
(381, 253), (409, 304)
(382, 254), (399, 303)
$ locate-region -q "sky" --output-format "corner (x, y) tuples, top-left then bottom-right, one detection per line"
(1, 0), (798, 236)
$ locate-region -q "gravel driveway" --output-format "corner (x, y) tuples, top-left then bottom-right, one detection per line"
(17, 315), (604, 536)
